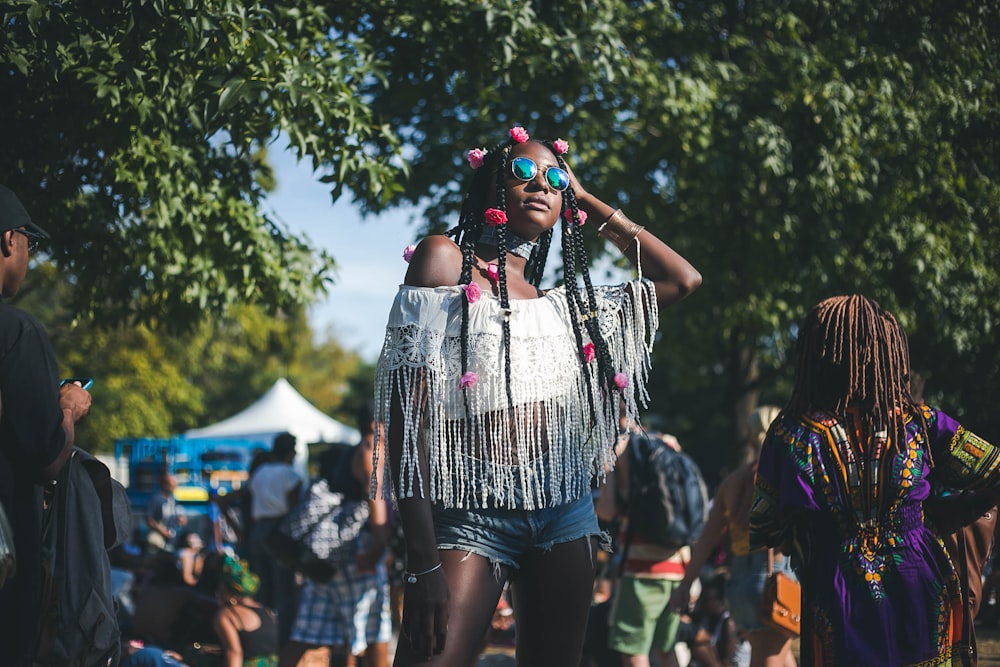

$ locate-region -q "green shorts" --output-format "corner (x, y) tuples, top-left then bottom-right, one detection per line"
(607, 575), (682, 656)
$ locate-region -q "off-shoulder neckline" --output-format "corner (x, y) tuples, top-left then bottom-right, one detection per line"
(396, 283), (562, 302)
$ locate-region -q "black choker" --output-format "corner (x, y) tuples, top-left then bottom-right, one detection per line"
(478, 225), (538, 261)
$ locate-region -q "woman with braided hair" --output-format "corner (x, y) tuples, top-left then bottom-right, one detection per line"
(749, 295), (998, 666)
(373, 126), (701, 665)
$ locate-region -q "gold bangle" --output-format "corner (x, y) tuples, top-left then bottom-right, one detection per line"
(598, 209), (645, 252)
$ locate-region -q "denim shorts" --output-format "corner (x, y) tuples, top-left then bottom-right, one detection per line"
(727, 550), (795, 631)
(432, 493), (601, 570)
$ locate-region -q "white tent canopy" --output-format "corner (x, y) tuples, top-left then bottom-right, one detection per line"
(185, 378), (359, 475)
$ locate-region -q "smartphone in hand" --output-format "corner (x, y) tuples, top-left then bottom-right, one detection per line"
(60, 378), (94, 391)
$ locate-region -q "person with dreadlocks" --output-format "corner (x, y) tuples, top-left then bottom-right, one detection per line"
(749, 295), (998, 666)
(373, 125), (701, 665)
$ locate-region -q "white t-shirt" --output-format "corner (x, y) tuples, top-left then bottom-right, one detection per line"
(248, 462), (302, 520)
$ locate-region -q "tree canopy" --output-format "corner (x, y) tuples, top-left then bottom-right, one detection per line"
(346, 0), (1000, 469)
(2, 0), (404, 325)
(3, 0), (997, 466)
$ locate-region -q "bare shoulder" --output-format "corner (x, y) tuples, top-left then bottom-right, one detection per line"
(404, 235), (463, 288)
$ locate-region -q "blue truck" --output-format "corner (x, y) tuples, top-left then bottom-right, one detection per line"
(115, 436), (270, 545)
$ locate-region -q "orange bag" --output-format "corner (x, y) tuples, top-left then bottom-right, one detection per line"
(759, 549), (801, 638)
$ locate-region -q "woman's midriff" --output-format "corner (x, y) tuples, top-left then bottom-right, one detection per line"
(440, 401), (560, 466)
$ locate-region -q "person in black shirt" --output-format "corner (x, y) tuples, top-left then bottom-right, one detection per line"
(0, 185), (92, 665)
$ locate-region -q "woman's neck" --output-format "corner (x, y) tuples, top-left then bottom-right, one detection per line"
(476, 225), (538, 262)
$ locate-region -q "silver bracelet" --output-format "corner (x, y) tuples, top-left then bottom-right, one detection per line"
(404, 562), (443, 584)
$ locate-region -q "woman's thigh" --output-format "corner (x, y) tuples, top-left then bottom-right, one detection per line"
(511, 537), (596, 666)
(393, 549), (507, 667)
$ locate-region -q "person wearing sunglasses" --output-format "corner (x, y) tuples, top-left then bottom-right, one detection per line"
(0, 184), (92, 664)
(373, 126), (701, 665)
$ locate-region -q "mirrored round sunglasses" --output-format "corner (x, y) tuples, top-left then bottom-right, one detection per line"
(509, 156), (570, 191)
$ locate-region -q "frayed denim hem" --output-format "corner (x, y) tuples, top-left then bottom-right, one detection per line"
(437, 545), (515, 579)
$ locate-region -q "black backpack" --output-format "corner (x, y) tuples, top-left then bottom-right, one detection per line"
(35, 448), (131, 667)
(626, 433), (708, 550)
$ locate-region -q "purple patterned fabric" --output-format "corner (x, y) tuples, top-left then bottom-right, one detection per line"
(750, 406), (998, 666)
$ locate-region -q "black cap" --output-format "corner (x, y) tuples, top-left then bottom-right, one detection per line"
(0, 185), (50, 238)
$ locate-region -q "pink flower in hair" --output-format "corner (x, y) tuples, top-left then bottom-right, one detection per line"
(614, 373), (630, 390)
(563, 209), (588, 226)
(462, 282), (482, 304)
(484, 208), (507, 226)
(553, 138), (569, 154)
(486, 263), (499, 281)
(402, 244), (417, 262)
(467, 148), (487, 169)
(583, 342), (595, 363)
(509, 126), (530, 143)
(459, 371), (478, 390)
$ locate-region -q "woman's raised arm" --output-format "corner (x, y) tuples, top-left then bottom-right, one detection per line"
(568, 172), (701, 310)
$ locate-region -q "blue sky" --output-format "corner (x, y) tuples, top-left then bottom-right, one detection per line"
(265, 146), (419, 361)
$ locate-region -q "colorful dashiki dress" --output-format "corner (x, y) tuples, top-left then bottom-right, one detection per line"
(750, 405), (997, 666)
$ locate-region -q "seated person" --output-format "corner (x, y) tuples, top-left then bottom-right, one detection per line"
(213, 555), (279, 667)
(131, 553), (222, 651)
(677, 575), (739, 667)
(176, 531), (206, 587)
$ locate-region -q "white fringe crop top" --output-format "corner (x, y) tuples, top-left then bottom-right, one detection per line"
(373, 278), (659, 510)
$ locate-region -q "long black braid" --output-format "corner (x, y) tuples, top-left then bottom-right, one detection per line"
(553, 149), (620, 394)
(493, 148), (515, 409)
(449, 156), (494, 420)
(528, 228), (554, 287)
(446, 132), (620, 425)
(556, 204), (596, 417)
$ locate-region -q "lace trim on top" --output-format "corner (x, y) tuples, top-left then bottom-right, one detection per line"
(372, 278), (658, 510)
